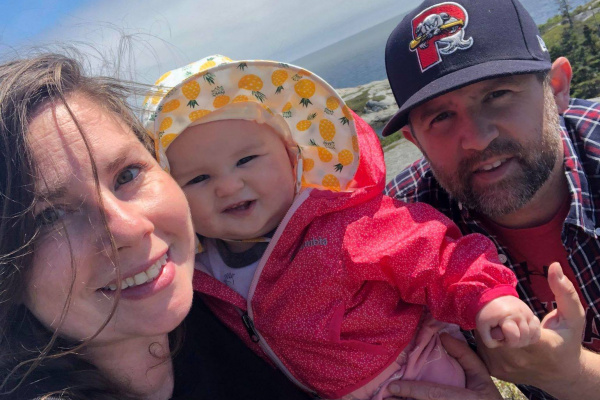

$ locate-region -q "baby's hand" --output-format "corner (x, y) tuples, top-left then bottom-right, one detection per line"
(475, 296), (540, 348)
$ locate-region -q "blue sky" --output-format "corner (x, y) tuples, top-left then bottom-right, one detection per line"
(0, 0), (415, 84)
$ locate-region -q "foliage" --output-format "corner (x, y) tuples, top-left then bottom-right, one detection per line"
(543, 0), (600, 99)
(344, 89), (370, 115)
(379, 130), (404, 147)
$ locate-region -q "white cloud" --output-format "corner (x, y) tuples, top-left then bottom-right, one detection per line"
(7, 0), (413, 84)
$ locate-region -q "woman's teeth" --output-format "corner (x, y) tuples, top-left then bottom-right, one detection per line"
(103, 254), (168, 291)
(479, 159), (506, 171)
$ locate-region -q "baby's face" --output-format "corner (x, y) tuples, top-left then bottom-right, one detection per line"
(166, 119), (296, 241)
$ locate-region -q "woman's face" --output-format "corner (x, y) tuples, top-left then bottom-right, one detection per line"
(24, 93), (195, 344)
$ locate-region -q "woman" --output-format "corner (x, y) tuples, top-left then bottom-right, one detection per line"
(0, 53), (311, 399)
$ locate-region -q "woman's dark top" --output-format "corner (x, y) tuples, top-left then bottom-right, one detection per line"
(171, 293), (312, 399)
(17, 293), (310, 400)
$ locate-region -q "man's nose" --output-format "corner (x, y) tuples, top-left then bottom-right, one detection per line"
(459, 113), (499, 152)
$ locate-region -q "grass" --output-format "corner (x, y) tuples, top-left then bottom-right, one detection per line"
(380, 130), (404, 147)
(344, 89), (370, 115)
(494, 378), (527, 400)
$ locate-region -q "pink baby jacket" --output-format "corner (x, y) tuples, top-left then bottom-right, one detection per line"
(192, 113), (517, 398)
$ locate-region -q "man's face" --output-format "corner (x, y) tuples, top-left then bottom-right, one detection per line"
(406, 74), (563, 218)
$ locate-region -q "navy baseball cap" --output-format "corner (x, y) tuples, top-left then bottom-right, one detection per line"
(382, 0), (551, 136)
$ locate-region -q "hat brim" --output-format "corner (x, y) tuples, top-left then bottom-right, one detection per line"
(381, 59), (551, 136)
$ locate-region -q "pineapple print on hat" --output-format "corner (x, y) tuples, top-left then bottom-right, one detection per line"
(211, 85), (230, 108)
(297, 113), (316, 131)
(324, 96), (340, 115)
(310, 139), (333, 162)
(239, 74), (266, 102)
(334, 149), (354, 172)
(160, 133), (178, 149)
(159, 117), (173, 133)
(303, 158), (315, 172)
(322, 174), (341, 191)
(182, 81), (201, 108)
(295, 79), (316, 107)
(319, 119), (336, 142)
(213, 95), (230, 108)
(154, 71), (171, 85)
(161, 99), (180, 113)
(199, 57), (216, 72)
(351, 135), (359, 153)
(271, 69), (289, 94)
(282, 102), (292, 118)
(292, 69), (311, 81)
(340, 105), (354, 125)
(189, 109), (212, 122)
(232, 95), (253, 103)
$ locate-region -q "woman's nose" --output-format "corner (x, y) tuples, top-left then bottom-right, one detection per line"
(101, 194), (154, 250)
(214, 174), (244, 198)
(459, 113), (499, 152)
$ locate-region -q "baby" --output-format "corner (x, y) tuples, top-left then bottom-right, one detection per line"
(143, 55), (539, 399)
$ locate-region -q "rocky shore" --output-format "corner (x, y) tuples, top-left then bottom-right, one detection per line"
(337, 79), (423, 181)
(337, 79), (397, 131)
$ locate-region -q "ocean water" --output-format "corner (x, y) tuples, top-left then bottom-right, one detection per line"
(292, 0), (591, 89)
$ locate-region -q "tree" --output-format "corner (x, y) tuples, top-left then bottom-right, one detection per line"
(556, 0), (574, 28)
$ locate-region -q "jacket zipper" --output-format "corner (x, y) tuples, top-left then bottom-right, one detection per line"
(239, 310), (317, 396)
(241, 189), (318, 396)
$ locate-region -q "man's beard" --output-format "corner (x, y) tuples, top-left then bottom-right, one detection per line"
(426, 84), (563, 218)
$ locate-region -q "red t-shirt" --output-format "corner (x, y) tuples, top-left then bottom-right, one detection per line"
(483, 199), (600, 352)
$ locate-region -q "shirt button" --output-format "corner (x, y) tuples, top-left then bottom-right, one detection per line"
(498, 254), (508, 264)
(595, 228), (600, 236)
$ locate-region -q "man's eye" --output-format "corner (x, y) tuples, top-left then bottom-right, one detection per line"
(116, 166), (141, 188)
(488, 90), (509, 100)
(186, 175), (209, 185)
(430, 111), (453, 125)
(237, 155), (257, 166)
(35, 207), (65, 226)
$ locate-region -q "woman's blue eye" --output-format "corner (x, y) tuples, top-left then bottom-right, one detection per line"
(237, 155), (257, 166)
(116, 166), (140, 188)
(187, 174), (209, 185)
(35, 207), (65, 226)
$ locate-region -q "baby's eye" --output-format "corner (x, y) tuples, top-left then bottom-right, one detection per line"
(35, 207), (65, 227)
(237, 155), (258, 166)
(115, 166), (141, 189)
(186, 175), (209, 185)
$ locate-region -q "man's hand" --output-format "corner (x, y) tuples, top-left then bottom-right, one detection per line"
(476, 262), (600, 400)
(476, 295), (541, 348)
(386, 333), (503, 400)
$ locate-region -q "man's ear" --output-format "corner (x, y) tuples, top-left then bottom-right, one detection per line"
(549, 57), (572, 114)
(402, 126), (418, 146)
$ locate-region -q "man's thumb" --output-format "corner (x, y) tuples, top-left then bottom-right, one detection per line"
(546, 262), (584, 327)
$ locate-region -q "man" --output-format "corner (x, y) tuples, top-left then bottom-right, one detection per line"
(383, 0), (600, 399)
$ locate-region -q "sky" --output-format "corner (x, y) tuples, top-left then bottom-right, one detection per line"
(0, 0), (415, 84)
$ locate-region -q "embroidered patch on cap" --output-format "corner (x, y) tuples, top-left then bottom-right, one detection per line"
(537, 35), (548, 52)
(409, 1), (474, 72)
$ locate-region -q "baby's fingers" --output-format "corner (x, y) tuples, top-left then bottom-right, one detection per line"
(499, 319), (521, 347)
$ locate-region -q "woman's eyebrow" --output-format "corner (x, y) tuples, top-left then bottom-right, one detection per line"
(105, 150), (131, 177)
(37, 185), (68, 203)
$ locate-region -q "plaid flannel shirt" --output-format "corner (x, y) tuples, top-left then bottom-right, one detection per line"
(385, 98), (600, 400)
